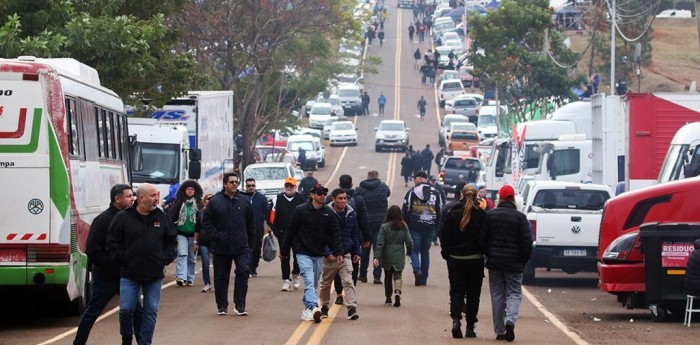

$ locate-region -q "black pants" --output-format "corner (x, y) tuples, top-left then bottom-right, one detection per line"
(213, 253), (250, 309)
(383, 268), (403, 298)
(281, 248), (300, 280)
(249, 230), (263, 274)
(446, 257), (484, 325)
(334, 261), (359, 294)
(74, 273), (142, 345)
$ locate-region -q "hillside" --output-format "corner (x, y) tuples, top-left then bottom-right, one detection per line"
(569, 17), (700, 93)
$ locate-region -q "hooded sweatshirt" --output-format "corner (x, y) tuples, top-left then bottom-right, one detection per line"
(402, 183), (443, 233)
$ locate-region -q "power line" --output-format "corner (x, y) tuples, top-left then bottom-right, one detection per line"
(546, 2), (603, 69)
(605, 0), (661, 42)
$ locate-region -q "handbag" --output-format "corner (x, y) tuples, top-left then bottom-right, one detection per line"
(262, 233), (278, 262)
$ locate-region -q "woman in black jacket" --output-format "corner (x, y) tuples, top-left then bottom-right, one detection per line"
(439, 184), (486, 339)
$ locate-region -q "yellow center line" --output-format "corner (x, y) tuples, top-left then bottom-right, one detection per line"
(386, 5), (404, 189)
(283, 321), (313, 345)
(305, 302), (344, 345)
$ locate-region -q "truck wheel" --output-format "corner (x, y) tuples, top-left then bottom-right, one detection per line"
(651, 306), (667, 322)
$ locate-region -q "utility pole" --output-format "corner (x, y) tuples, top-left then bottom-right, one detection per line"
(610, 0), (616, 95)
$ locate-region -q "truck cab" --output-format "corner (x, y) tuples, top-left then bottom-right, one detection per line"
(658, 122), (700, 183)
(532, 135), (592, 183)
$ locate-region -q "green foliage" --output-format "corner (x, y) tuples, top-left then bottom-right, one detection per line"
(468, 0), (583, 123)
(0, 0), (199, 106)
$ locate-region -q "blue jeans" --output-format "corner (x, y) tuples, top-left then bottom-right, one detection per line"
(296, 253), (324, 309)
(410, 229), (433, 283)
(73, 273), (142, 345)
(199, 245), (211, 285)
(488, 269), (523, 335)
(176, 235), (196, 282)
(119, 278), (162, 345)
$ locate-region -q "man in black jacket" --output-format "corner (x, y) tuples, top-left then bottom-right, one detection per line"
(479, 185), (532, 342)
(270, 177), (306, 291)
(202, 173), (256, 316)
(281, 184), (343, 323)
(74, 184), (141, 345)
(356, 170), (391, 284)
(107, 183), (177, 345)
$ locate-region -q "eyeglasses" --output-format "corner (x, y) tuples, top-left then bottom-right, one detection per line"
(284, 184), (295, 188)
(228, 180), (239, 184)
(246, 184), (256, 188)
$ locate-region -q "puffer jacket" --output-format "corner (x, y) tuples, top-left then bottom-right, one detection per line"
(440, 201), (485, 259)
(325, 203), (361, 257)
(479, 201), (532, 272)
(685, 239), (700, 295)
(202, 191), (255, 255)
(356, 178), (391, 225)
(281, 201), (343, 257)
(169, 180), (204, 223)
(325, 188), (370, 243)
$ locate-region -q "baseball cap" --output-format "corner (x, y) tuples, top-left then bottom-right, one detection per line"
(284, 176), (297, 186)
(498, 185), (515, 200)
(310, 183), (329, 195)
(429, 175), (437, 181)
(414, 170), (428, 179)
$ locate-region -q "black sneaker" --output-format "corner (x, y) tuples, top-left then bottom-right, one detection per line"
(465, 325), (477, 338)
(496, 334), (507, 341)
(373, 278), (382, 284)
(505, 321), (515, 342)
(384, 297), (392, 306)
(321, 306), (329, 319)
(414, 272), (423, 286)
(347, 307), (359, 320)
(234, 305), (248, 316)
(393, 294), (401, 307)
(176, 279), (185, 286)
(217, 308), (227, 316)
(335, 296), (344, 305)
(359, 276), (368, 283)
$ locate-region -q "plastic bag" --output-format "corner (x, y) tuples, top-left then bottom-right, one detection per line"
(262, 233), (278, 262)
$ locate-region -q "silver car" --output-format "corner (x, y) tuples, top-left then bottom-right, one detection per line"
(375, 120), (410, 152)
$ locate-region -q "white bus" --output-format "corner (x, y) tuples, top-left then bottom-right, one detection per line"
(0, 57), (136, 313)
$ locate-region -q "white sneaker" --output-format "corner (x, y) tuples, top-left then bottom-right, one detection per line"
(201, 284), (211, 292)
(281, 279), (292, 291)
(312, 307), (322, 323)
(301, 308), (314, 321)
(292, 275), (301, 290)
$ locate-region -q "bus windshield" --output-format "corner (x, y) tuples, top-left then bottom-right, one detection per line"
(132, 143), (180, 183)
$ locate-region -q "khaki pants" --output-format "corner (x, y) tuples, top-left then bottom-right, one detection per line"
(319, 254), (357, 308)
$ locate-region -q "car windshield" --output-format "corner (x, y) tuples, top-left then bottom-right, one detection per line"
(379, 123), (405, 131)
(338, 89), (360, 97)
(445, 158), (481, 170)
(288, 141), (314, 151)
(479, 115), (496, 126)
(328, 98), (341, 106)
(443, 117), (468, 127)
(453, 123), (477, 131)
(246, 167), (289, 181)
(452, 132), (479, 140)
(333, 122), (354, 130)
(311, 106), (332, 115)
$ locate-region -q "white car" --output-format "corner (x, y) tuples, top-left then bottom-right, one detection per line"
(375, 120), (410, 152)
(443, 39), (464, 55)
(438, 79), (466, 107)
(287, 134), (326, 169)
(308, 102), (337, 129)
(243, 162), (303, 200)
(329, 121), (358, 147)
(322, 117), (346, 139)
(326, 95), (345, 117)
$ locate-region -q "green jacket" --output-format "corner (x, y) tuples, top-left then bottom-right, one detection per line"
(375, 222), (414, 272)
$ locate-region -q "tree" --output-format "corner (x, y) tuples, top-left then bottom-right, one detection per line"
(468, 0), (584, 126)
(170, 0), (361, 170)
(0, 0), (201, 106)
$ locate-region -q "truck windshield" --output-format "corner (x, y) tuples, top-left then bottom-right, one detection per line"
(288, 141), (315, 152)
(532, 189), (610, 210)
(658, 144), (700, 183)
(132, 143), (180, 183)
(479, 115), (496, 126)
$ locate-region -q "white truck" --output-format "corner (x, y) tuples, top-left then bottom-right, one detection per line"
(658, 122), (700, 183)
(484, 100), (592, 199)
(127, 118), (197, 199)
(531, 134), (592, 184)
(521, 181), (613, 285)
(149, 91), (235, 194)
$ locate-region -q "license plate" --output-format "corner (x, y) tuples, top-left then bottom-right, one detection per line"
(563, 249), (586, 256)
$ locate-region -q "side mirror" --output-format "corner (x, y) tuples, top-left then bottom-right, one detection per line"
(374, 127), (378, 131)
(406, 128), (411, 132)
(189, 148), (202, 161)
(130, 140), (143, 172)
(495, 168), (504, 177)
(188, 161), (201, 179)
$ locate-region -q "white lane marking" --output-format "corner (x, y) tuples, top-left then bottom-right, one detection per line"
(522, 287), (590, 345)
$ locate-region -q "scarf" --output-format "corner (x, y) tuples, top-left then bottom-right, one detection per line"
(176, 198), (198, 226)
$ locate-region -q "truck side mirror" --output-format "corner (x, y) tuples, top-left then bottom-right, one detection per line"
(188, 161), (201, 179)
(546, 154), (556, 180)
(189, 148), (202, 161)
(130, 140), (143, 172)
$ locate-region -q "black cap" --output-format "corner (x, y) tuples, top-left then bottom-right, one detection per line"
(414, 171), (428, 179)
(310, 184), (329, 194)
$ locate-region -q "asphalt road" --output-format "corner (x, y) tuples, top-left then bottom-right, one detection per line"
(2, 4), (698, 345)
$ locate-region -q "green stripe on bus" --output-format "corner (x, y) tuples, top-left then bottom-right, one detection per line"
(48, 118), (70, 217)
(0, 108), (42, 153)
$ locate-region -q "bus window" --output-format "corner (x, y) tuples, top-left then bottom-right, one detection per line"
(106, 111), (115, 159)
(65, 98), (81, 158)
(96, 107), (105, 159)
(115, 115), (123, 161)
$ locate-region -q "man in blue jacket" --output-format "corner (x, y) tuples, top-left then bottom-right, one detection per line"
(242, 177), (270, 277)
(107, 183), (177, 345)
(202, 173), (255, 316)
(281, 184), (343, 323)
(318, 189), (361, 320)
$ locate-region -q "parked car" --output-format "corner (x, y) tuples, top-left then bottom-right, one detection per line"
(322, 117), (346, 140)
(522, 181), (613, 285)
(243, 162), (303, 200)
(438, 79), (466, 107)
(287, 134), (326, 169)
(375, 120), (410, 152)
(442, 121), (478, 147)
(442, 39), (464, 55)
(459, 66), (480, 88)
(308, 102), (337, 129)
(444, 96), (481, 122)
(440, 69), (460, 82)
(435, 46), (453, 69)
(337, 83), (364, 116)
(439, 114), (470, 146)
(329, 120), (358, 147)
(253, 146), (297, 166)
(437, 156), (484, 194)
(446, 130), (480, 157)
(326, 94), (345, 117)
